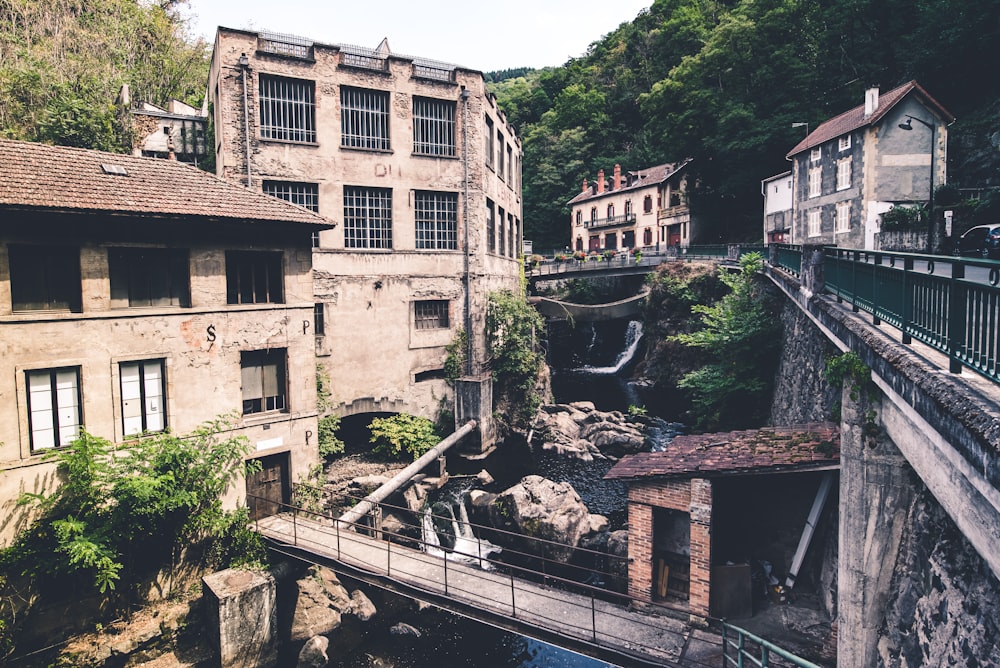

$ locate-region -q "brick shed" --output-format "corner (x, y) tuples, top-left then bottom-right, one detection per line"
(604, 423), (839, 619)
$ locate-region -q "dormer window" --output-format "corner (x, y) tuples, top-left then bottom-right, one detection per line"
(839, 136), (851, 151)
(810, 148), (821, 163)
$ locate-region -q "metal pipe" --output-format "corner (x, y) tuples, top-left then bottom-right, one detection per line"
(785, 472), (834, 588)
(337, 420), (477, 529)
(239, 55), (252, 188)
(460, 87), (473, 375)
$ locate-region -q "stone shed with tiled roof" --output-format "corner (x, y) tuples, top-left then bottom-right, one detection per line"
(605, 423), (839, 618)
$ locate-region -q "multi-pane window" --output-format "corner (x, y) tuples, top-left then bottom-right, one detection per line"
(506, 145), (513, 184)
(226, 251), (284, 304)
(576, 211), (582, 226)
(808, 167), (822, 197)
(414, 300), (449, 330)
(413, 97), (456, 157)
(808, 210), (822, 237)
(591, 207), (598, 223)
(120, 359), (166, 436)
(109, 248), (190, 308)
(9, 245), (81, 312)
(498, 206), (506, 256)
(837, 159), (852, 191)
(414, 191), (458, 250)
(313, 303), (325, 336)
(839, 136), (852, 151)
(607, 203), (615, 219)
(643, 196), (653, 214)
(259, 75), (316, 143)
(263, 181), (319, 212)
(341, 87), (390, 151)
(26, 367), (81, 452)
(487, 198), (496, 253)
(836, 201), (851, 233)
(625, 200), (632, 217)
(485, 116), (495, 169)
(343, 186), (393, 249)
(497, 132), (505, 181)
(241, 349), (287, 414)
(810, 148), (821, 163)
(508, 213), (515, 258)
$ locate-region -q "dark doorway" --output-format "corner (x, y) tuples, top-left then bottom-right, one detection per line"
(653, 507), (691, 601)
(246, 451), (291, 520)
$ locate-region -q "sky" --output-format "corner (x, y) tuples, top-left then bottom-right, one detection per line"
(183, 0), (652, 72)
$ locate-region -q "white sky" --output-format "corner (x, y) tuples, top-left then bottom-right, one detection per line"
(183, 0), (652, 72)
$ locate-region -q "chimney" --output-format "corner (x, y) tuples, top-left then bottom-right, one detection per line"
(864, 86), (880, 118)
(597, 169), (605, 194)
(613, 164), (622, 190)
(582, 178), (588, 194)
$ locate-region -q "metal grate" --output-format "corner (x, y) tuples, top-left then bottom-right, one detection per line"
(343, 186), (393, 249)
(263, 181), (319, 212)
(259, 75), (316, 143)
(414, 300), (449, 329)
(339, 44), (388, 71)
(258, 30), (313, 59)
(414, 191), (458, 250)
(341, 87), (390, 151)
(413, 97), (456, 157)
(413, 63), (453, 82)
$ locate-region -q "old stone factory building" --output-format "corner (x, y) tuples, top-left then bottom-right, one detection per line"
(0, 138), (332, 544)
(209, 28), (523, 442)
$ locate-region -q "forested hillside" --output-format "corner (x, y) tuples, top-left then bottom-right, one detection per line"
(0, 0), (208, 152)
(490, 0), (1000, 249)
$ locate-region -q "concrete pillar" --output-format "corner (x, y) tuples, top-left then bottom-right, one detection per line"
(800, 244), (826, 297)
(688, 478), (713, 618)
(454, 374), (495, 453)
(203, 568), (278, 668)
(837, 384), (915, 667)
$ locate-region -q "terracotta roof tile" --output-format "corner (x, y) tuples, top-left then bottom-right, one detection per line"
(567, 160), (691, 206)
(786, 81), (955, 158)
(0, 138), (333, 227)
(604, 423), (839, 481)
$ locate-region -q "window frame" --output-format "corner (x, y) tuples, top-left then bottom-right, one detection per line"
(120, 359), (167, 437)
(414, 299), (449, 330)
(485, 116), (495, 170)
(26, 366), (82, 452)
(810, 148), (821, 163)
(807, 209), (822, 237)
(487, 198), (496, 254)
(412, 96), (456, 157)
(839, 135), (851, 151)
(109, 247), (190, 309)
(241, 349), (288, 415)
(836, 158), (852, 191)
(258, 74), (316, 144)
(262, 181), (319, 212)
(341, 86), (391, 151)
(9, 244), (82, 313)
(225, 250), (285, 305)
(414, 191), (458, 250)
(836, 201), (851, 233)
(808, 166), (822, 198)
(343, 186), (393, 249)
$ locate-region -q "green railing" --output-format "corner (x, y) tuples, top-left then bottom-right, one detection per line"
(771, 245), (1000, 383)
(721, 622), (823, 668)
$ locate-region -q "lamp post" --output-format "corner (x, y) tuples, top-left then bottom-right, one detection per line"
(897, 115), (936, 253)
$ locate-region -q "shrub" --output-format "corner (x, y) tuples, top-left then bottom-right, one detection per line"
(487, 289), (546, 431)
(369, 413), (440, 461)
(880, 205), (924, 230)
(318, 414), (345, 458)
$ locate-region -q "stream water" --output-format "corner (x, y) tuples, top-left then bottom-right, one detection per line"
(306, 318), (672, 667)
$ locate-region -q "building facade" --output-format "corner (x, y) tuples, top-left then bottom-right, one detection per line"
(0, 139), (332, 545)
(209, 28), (522, 433)
(761, 171), (792, 245)
(567, 161), (693, 253)
(783, 81), (954, 250)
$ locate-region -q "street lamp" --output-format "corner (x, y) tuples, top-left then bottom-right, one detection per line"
(897, 114), (936, 253)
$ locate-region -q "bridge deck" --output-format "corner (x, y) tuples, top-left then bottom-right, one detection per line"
(256, 512), (721, 667)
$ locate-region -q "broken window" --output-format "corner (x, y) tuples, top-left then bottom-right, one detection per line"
(341, 87), (390, 151)
(259, 75), (316, 143)
(414, 300), (449, 330)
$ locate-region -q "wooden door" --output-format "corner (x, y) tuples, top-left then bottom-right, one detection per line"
(246, 452), (290, 521)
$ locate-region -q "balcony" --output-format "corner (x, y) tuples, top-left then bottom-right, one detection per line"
(657, 204), (690, 224)
(583, 213), (637, 230)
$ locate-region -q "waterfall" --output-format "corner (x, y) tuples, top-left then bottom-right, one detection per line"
(572, 320), (644, 375)
(421, 491), (501, 569)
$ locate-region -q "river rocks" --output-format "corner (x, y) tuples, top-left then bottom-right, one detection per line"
(488, 475), (592, 562)
(297, 635), (329, 667)
(290, 566), (376, 642)
(390, 622), (422, 638)
(350, 589), (377, 621)
(534, 403), (646, 461)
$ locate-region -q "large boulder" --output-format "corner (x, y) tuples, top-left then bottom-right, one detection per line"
(297, 635), (329, 668)
(488, 475), (591, 562)
(289, 566), (364, 642)
(534, 403), (646, 461)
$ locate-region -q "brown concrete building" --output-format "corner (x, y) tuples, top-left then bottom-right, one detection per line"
(208, 29), (523, 437)
(567, 161), (693, 253)
(605, 423), (839, 618)
(0, 138), (332, 545)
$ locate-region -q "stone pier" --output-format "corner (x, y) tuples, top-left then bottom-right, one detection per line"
(203, 568), (278, 668)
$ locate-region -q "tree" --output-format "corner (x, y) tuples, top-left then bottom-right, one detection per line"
(673, 253), (781, 430)
(486, 290), (547, 431)
(368, 413), (440, 461)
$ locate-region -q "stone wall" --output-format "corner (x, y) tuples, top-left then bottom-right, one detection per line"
(769, 299), (840, 426)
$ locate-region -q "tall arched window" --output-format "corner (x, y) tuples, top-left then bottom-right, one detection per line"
(607, 203), (615, 219)
(590, 207), (598, 223)
(575, 211), (582, 226)
(625, 200), (632, 217)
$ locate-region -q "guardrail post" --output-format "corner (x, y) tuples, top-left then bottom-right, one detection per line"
(762, 645), (770, 668)
(591, 594), (597, 642)
(872, 253), (882, 326)
(293, 506), (298, 546)
(510, 573), (516, 618)
(387, 533), (391, 576)
(851, 250), (860, 312)
(444, 552), (449, 596)
(901, 257), (913, 344)
(948, 261), (967, 374)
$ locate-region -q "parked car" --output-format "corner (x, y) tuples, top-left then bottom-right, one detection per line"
(955, 224), (1000, 258)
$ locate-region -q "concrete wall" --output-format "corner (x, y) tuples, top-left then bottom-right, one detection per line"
(209, 28), (522, 426)
(0, 227), (320, 546)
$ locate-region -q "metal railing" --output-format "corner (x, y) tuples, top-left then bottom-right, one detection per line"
(582, 213), (637, 230)
(526, 244), (766, 279)
(771, 245), (1000, 383)
(249, 490), (722, 668)
(722, 622), (824, 668)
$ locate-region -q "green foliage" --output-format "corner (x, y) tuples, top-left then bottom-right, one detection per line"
(318, 415), (345, 458)
(880, 205), (924, 230)
(823, 351), (871, 400)
(1, 417), (254, 599)
(291, 464), (327, 515)
(672, 253), (781, 430)
(369, 414), (440, 461)
(205, 507), (267, 571)
(486, 290), (547, 431)
(444, 328), (469, 382)
(627, 404), (648, 417)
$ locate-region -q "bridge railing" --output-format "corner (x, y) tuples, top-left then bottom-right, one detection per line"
(249, 491), (723, 667)
(770, 244), (1000, 383)
(722, 622), (824, 668)
(527, 244), (767, 279)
